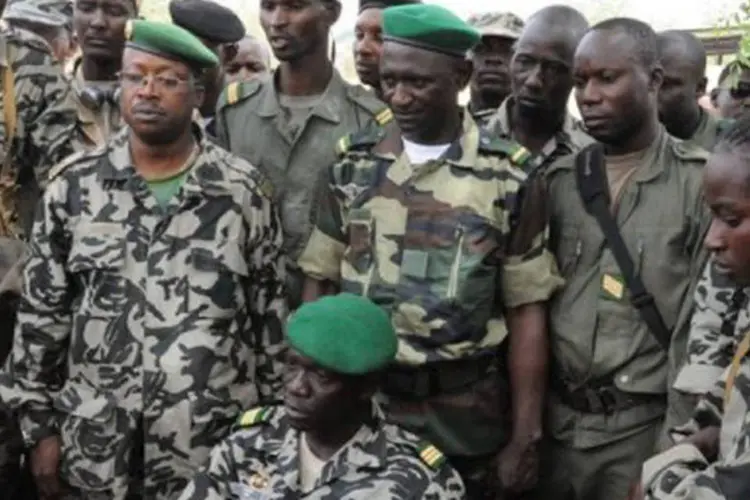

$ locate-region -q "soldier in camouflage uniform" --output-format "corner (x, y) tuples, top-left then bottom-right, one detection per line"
(657, 31), (732, 152)
(485, 6), (593, 173)
(0, 2), (79, 496)
(2, 0), (75, 63)
(179, 294), (466, 500)
(299, 5), (562, 498)
(0, 21), (287, 500)
(465, 11), (524, 126)
(215, 0), (390, 308)
(634, 116), (750, 500)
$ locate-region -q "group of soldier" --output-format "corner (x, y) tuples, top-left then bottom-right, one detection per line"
(0, 0), (747, 499)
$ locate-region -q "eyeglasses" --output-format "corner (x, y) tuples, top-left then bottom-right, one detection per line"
(118, 71), (192, 92)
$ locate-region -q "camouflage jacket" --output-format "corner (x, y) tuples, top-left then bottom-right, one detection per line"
(642, 307), (750, 499)
(177, 404), (467, 500)
(298, 115), (562, 366)
(0, 24), (78, 239)
(484, 96), (593, 173)
(674, 257), (747, 396)
(0, 127), (288, 499)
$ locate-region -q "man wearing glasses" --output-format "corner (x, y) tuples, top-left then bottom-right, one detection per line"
(0, 20), (287, 500)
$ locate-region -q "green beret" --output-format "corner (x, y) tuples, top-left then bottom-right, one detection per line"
(359, 0), (421, 14)
(125, 19), (218, 69)
(287, 294), (397, 376)
(382, 4), (481, 57)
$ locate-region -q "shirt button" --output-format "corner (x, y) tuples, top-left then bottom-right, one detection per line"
(619, 374), (630, 384)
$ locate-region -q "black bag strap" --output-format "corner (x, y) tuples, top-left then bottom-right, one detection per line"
(575, 143), (671, 350)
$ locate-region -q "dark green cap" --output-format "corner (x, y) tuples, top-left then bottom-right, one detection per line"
(125, 19), (218, 69)
(286, 294), (397, 376)
(382, 4), (481, 57)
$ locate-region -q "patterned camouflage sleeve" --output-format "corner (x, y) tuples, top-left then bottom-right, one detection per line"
(673, 258), (742, 395)
(176, 436), (238, 500)
(11, 34), (79, 188)
(502, 171), (563, 308)
(243, 184), (288, 401)
(296, 156), (351, 282)
(0, 172), (73, 440)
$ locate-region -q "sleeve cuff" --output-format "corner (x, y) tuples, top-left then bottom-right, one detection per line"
(641, 443), (707, 489)
(297, 229), (345, 282)
(502, 251), (564, 308)
(19, 411), (59, 447)
(673, 364), (725, 394)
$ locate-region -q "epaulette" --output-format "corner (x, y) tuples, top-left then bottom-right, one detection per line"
(672, 139), (709, 162)
(478, 133), (532, 168)
(218, 79), (262, 110)
(418, 441), (447, 469)
(335, 126), (384, 156)
(374, 107), (393, 127)
(236, 406), (273, 428)
(47, 150), (95, 183)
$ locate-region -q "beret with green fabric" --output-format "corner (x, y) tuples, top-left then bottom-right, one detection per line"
(124, 19), (219, 69)
(359, 0), (421, 14)
(286, 293), (397, 375)
(382, 3), (481, 57)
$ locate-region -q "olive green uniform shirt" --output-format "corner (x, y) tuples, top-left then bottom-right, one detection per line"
(685, 109), (728, 152)
(485, 97), (594, 172)
(546, 128), (710, 449)
(215, 69), (389, 275)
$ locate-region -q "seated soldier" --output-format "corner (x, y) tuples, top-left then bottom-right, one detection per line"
(633, 116), (750, 500)
(178, 293), (466, 500)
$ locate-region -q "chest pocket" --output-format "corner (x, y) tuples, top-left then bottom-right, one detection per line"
(187, 241), (249, 319)
(67, 225), (129, 318)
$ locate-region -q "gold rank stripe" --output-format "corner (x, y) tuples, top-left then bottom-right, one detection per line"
(511, 146), (531, 164)
(375, 108), (393, 126)
(238, 407), (268, 427)
(420, 445), (443, 466)
(227, 82), (240, 105)
(724, 329), (750, 408)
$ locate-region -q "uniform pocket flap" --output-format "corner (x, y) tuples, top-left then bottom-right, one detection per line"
(67, 224), (126, 273)
(191, 241), (249, 277)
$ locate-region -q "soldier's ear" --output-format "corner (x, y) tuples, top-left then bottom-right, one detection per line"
(648, 64), (663, 93)
(455, 58), (473, 92)
(697, 76), (708, 97)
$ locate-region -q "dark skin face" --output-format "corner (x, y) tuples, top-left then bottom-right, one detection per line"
(224, 39), (269, 83)
(657, 41), (706, 136)
(283, 349), (371, 434)
(260, 0), (339, 63)
(573, 30), (662, 149)
(510, 23), (576, 120)
(380, 41), (471, 144)
(120, 48), (202, 146)
(703, 149), (750, 286)
(353, 7), (383, 89)
(470, 35), (515, 108)
(712, 67), (750, 120)
(74, 0), (135, 61)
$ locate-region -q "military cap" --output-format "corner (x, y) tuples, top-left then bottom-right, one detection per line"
(169, 0), (245, 45)
(467, 11), (524, 40)
(286, 294), (397, 376)
(382, 4), (481, 57)
(358, 0), (421, 14)
(3, 0), (71, 28)
(125, 19), (219, 69)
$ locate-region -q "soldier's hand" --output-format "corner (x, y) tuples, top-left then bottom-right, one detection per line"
(30, 435), (61, 499)
(685, 426), (720, 461)
(626, 480), (644, 500)
(494, 436), (540, 493)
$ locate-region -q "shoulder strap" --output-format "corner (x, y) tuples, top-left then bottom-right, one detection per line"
(724, 329), (750, 408)
(575, 143), (671, 350)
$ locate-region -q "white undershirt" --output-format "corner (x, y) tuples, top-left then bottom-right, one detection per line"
(402, 137), (451, 164)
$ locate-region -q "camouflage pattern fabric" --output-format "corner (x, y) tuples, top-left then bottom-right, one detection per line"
(297, 115), (562, 366)
(484, 96), (594, 173)
(0, 23), (79, 241)
(177, 404), (467, 500)
(642, 312), (750, 499)
(673, 257), (746, 396)
(0, 126), (288, 500)
(466, 11), (525, 40)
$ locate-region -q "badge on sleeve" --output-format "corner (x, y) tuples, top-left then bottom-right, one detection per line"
(601, 273), (625, 301)
(232, 470), (271, 500)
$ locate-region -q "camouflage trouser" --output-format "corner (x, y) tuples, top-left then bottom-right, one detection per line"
(377, 363), (511, 499)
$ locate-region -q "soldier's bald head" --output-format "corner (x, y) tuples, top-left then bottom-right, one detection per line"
(658, 30), (706, 81)
(521, 5), (589, 61)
